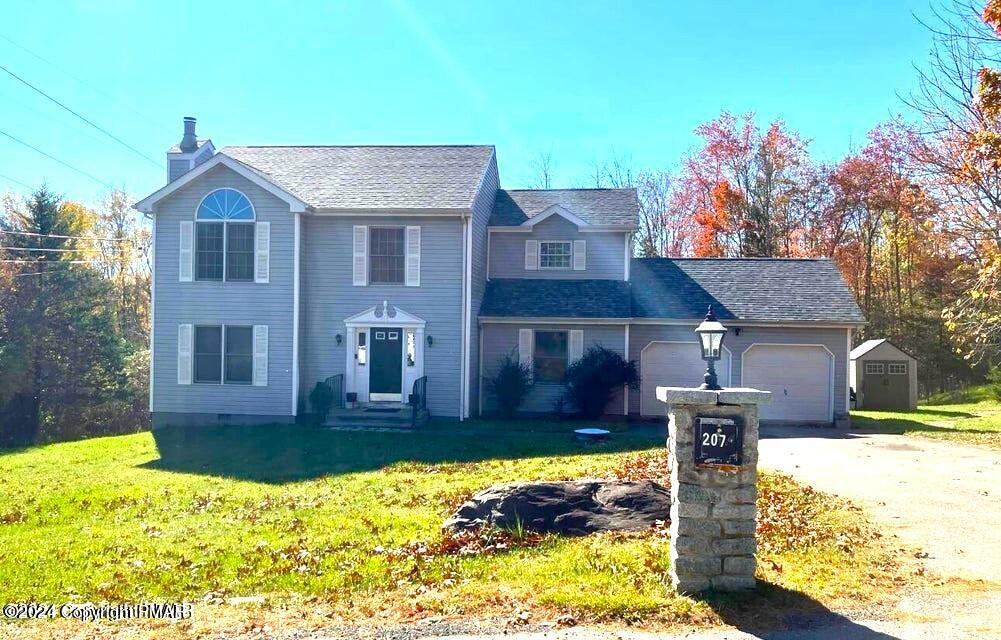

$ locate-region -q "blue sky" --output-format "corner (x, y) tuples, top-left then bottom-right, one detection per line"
(0, 0), (935, 205)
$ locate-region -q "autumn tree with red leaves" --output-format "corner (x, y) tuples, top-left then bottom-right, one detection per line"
(670, 112), (811, 258)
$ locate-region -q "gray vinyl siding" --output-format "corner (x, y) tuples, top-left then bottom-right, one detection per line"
(468, 157), (498, 417)
(151, 164), (295, 418)
(627, 323), (850, 420)
(299, 215), (464, 418)
(168, 159), (189, 182)
(479, 323), (627, 415)
(488, 216), (626, 280)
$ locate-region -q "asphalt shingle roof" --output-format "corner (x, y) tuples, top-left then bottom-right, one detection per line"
(481, 279), (632, 318)
(490, 189), (638, 227)
(221, 145), (495, 210)
(630, 258), (865, 323)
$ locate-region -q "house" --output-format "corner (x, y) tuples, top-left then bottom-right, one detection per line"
(850, 339), (918, 410)
(135, 118), (866, 427)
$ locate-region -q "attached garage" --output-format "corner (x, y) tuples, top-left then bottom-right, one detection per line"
(742, 344), (834, 423)
(640, 342), (731, 416)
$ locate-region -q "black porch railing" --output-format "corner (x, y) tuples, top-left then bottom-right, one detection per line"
(409, 375), (428, 428)
(324, 374), (345, 409)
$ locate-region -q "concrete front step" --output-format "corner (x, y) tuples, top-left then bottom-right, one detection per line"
(326, 406), (414, 429)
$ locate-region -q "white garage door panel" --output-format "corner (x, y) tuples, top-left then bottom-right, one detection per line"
(743, 345), (832, 423)
(641, 342), (731, 417)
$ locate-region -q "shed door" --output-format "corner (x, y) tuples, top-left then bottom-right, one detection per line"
(862, 361), (909, 410)
(743, 345), (832, 423)
(640, 342), (731, 417)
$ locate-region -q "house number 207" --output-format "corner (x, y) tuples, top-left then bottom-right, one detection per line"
(702, 431), (727, 447)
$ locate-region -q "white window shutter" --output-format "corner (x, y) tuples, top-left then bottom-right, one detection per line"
(253, 325), (269, 386)
(177, 324), (193, 385)
(525, 240), (538, 271)
(518, 328), (533, 376)
(569, 329), (584, 363)
(405, 225), (421, 287)
(178, 221), (193, 282)
(352, 225), (368, 286)
(255, 221), (270, 283)
(573, 240), (586, 271)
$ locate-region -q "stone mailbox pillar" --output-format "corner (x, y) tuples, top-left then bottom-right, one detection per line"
(656, 387), (771, 593)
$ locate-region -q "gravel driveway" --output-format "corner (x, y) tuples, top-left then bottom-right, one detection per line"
(758, 425), (1001, 582)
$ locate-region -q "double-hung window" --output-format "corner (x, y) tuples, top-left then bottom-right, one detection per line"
(534, 331), (568, 382)
(370, 227), (405, 284)
(195, 188), (256, 281)
(539, 241), (572, 269)
(193, 325), (253, 384)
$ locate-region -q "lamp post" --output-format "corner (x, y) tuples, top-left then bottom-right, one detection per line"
(695, 305), (727, 390)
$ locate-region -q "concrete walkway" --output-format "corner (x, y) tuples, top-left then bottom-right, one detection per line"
(757, 426), (1001, 582)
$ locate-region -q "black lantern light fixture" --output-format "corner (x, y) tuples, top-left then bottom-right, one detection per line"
(694, 305), (727, 390)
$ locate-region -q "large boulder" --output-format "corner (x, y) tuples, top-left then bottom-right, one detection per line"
(442, 480), (670, 536)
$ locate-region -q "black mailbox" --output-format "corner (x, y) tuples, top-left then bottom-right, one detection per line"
(694, 416), (743, 467)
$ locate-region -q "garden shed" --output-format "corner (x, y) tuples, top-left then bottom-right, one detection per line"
(850, 339), (917, 411)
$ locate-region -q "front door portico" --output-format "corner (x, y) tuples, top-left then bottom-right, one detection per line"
(344, 302), (425, 405)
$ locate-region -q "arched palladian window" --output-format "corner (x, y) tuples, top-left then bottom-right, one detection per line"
(194, 189), (258, 281)
(197, 188), (255, 221)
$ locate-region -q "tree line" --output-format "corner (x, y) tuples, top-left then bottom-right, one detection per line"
(570, 2), (1001, 394)
(0, 187), (150, 446)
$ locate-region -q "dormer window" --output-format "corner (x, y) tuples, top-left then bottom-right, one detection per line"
(195, 189), (256, 282)
(539, 241), (572, 269)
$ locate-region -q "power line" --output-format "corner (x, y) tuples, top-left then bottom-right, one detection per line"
(0, 32), (172, 138)
(1, 246), (130, 253)
(0, 229), (132, 242)
(0, 128), (114, 188)
(0, 62), (164, 169)
(1, 258), (89, 264)
(0, 172), (33, 190)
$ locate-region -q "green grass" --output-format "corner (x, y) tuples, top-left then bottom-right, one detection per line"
(852, 384), (1001, 448)
(0, 420), (905, 632)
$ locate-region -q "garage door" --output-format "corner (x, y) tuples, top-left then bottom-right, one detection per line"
(742, 345), (832, 423)
(641, 342), (731, 416)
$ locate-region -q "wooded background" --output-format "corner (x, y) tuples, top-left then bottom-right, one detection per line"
(2, 1), (1000, 445)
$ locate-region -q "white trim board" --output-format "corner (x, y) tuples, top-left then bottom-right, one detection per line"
(487, 224), (637, 233)
(479, 317), (863, 329)
(479, 317), (631, 325)
(135, 153), (308, 214)
(310, 208), (467, 216)
(291, 213), (301, 415)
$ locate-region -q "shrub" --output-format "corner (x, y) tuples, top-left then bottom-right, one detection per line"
(563, 346), (639, 419)
(987, 366), (1001, 402)
(309, 381), (335, 423)
(486, 353), (533, 418)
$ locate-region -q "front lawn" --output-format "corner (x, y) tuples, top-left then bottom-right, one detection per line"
(852, 384), (1001, 448)
(0, 421), (906, 637)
